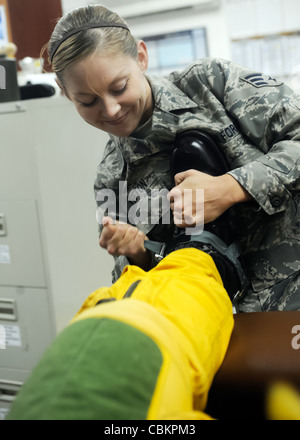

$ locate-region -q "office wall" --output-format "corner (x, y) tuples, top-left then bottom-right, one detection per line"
(225, 0), (300, 91)
(61, 0), (300, 67)
(226, 0), (300, 39)
(61, 0), (232, 59)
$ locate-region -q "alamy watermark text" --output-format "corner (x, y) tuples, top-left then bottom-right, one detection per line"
(96, 182), (205, 235)
(292, 325), (300, 350)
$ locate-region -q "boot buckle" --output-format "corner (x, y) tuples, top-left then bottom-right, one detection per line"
(145, 241), (167, 263)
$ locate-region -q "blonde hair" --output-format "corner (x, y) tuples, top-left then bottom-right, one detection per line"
(45, 4), (138, 83)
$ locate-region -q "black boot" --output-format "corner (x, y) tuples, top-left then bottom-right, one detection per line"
(171, 130), (229, 179)
(171, 129), (235, 246)
(145, 130), (249, 302)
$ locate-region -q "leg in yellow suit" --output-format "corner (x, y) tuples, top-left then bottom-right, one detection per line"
(7, 248), (234, 420)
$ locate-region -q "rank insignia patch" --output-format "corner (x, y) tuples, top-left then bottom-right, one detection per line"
(240, 73), (283, 88)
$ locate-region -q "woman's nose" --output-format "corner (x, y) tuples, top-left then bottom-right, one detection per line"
(101, 97), (121, 119)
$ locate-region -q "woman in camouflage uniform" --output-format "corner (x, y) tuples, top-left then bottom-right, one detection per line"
(48, 4), (300, 313)
(11, 3), (298, 421)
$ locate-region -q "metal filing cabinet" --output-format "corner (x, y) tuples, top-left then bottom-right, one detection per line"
(0, 102), (55, 417)
(0, 98), (113, 417)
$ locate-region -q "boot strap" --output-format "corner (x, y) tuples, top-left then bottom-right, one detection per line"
(145, 232), (249, 301)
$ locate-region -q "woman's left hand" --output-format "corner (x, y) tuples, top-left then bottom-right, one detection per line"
(168, 169), (252, 228)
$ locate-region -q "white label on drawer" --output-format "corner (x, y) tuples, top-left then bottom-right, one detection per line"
(0, 245), (11, 264)
(2, 324), (22, 347)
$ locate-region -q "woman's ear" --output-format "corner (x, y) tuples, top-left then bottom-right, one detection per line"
(136, 40), (149, 73)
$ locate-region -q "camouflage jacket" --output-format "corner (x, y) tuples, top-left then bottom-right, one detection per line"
(94, 58), (300, 293)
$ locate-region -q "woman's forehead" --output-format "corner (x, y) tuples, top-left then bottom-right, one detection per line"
(65, 52), (134, 94)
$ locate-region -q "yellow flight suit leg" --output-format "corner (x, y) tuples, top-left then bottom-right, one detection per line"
(73, 248), (234, 420)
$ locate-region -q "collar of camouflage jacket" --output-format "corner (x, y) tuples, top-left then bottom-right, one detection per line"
(146, 75), (198, 114)
(135, 75), (199, 144)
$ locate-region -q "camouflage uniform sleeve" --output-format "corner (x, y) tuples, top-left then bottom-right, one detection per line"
(94, 137), (130, 282)
(111, 256), (129, 283)
(207, 59), (300, 216)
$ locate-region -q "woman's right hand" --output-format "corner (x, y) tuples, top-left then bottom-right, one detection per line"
(99, 217), (151, 270)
